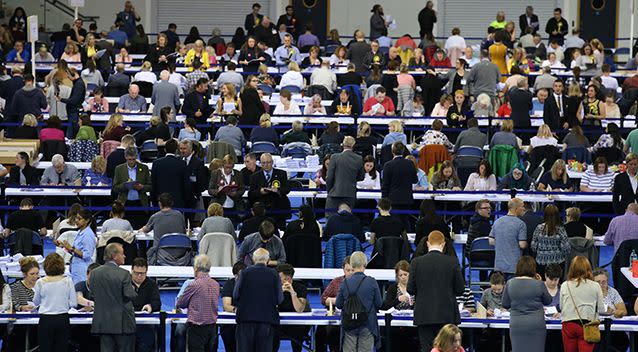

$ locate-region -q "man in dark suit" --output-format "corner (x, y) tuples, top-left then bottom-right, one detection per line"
(382, 141), (417, 210)
(244, 3), (264, 36)
(112, 146), (152, 229)
(613, 154), (638, 214)
(233, 248), (283, 352)
(151, 139), (190, 209)
(181, 77), (214, 122)
(326, 136), (365, 211)
(407, 231), (465, 352)
(106, 134), (136, 179)
(543, 79), (568, 130)
(178, 139), (209, 222)
(508, 78), (533, 129)
(519, 6), (539, 34)
(90, 243), (137, 352)
(248, 153), (291, 229)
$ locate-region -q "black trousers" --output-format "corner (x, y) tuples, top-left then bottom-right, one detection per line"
(220, 325), (237, 352)
(187, 323), (216, 352)
(315, 325), (340, 352)
(418, 324), (444, 352)
(236, 322), (274, 352)
(100, 333), (135, 352)
(38, 314), (70, 352)
(273, 326), (310, 352)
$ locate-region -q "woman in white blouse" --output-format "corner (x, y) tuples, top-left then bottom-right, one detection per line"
(329, 45), (349, 67)
(279, 61), (305, 90)
(273, 89), (302, 115)
(527, 124), (558, 153)
(305, 94), (326, 115)
(357, 155), (381, 189)
(133, 61), (157, 84)
(464, 159), (497, 191)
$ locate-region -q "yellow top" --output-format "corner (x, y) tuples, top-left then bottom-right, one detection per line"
(184, 49), (211, 72)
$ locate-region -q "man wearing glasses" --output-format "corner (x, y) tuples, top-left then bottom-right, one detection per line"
(466, 199), (493, 281)
(130, 257), (161, 352)
(248, 153), (291, 230)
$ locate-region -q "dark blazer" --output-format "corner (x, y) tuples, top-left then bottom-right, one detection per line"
(240, 88), (266, 126)
(8, 164), (39, 186)
(248, 168), (291, 211)
(244, 13), (264, 34)
(208, 168), (245, 208)
(543, 93), (568, 130)
(323, 211), (365, 243)
(233, 263), (283, 324)
(509, 87), (533, 128)
(613, 172), (638, 214)
(182, 90), (213, 121)
(151, 154), (191, 208)
(89, 262), (137, 335)
(185, 155), (209, 201)
(326, 150), (365, 199)
(106, 148), (126, 179)
(407, 250), (465, 325)
(382, 157), (418, 206)
(112, 162), (152, 206)
(61, 77), (86, 115)
(519, 14), (540, 34)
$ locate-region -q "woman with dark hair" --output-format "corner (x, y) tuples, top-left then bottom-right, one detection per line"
(282, 204), (321, 241)
(75, 114), (97, 142)
(592, 122), (623, 153)
(129, 24), (149, 54)
(40, 115), (65, 141)
(531, 204), (571, 275)
(502, 256), (553, 352)
(8, 151), (38, 186)
(318, 121), (344, 145)
(54, 203), (83, 239)
(101, 200), (133, 233)
(239, 74), (266, 126)
(9, 7), (26, 33)
(232, 27), (246, 49)
(8, 256), (39, 349)
(365, 64), (383, 87)
(382, 260), (419, 351)
(184, 26), (203, 45)
(431, 160), (462, 190)
(145, 33), (174, 72)
(314, 155), (331, 190)
(498, 164), (533, 190)
(414, 199), (450, 250)
(54, 209), (96, 284)
(579, 85), (605, 128)
(357, 155), (380, 190)
(178, 117), (201, 141)
(580, 157), (614, 192)
(464, 159), (497, 191)
(238, 36), (264, 72)
(562, 125), (590, 149)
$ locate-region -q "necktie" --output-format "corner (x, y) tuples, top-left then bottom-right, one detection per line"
(557, 95), (563, 116)
(266, 172), (271, 184)
(57, 173), (63, 185)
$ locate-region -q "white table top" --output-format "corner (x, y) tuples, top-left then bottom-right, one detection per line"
(621, 267), (638, 288)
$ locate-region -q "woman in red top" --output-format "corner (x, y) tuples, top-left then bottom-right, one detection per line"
(430, 48), (452, 68)
(40, 115), (65, 141)
(102, 114), (129, 142)
(497, 96), (512, 117)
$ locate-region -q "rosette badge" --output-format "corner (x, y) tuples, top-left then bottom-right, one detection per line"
(272, 180), (280, 189)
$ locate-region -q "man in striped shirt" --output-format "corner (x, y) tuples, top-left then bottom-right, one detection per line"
(176, 254), (220, 352)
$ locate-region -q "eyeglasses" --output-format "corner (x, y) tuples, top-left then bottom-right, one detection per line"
(479, 207), (491, 210)
(132, 271), (147, 276)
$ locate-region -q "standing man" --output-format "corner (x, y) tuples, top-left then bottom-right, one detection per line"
(220, 262), (247, 352)
(182, 77), (213, 121)
(241, 153), (261, 186)
(112, 146), (152, 229)
(151, 139), (190, 209)
(612, 153), (638, 214)
(382, 141), (417, 228)
(545, 8), (568, 45)
(176, 254), (220, 352)
(59, 67), (86, 138)
(508, 77), (533, 129)
(276, 6), (299, 38)
(346, 31), (371, 73)
(543, 79), (568, 130)
(465, 49), (500, 105)
(90, 243), (137, 352)
(179, 140), (209, 223)
(326, 136), (365, 211)
(233, 248), (284, 352)
(519, 6), (539, 35)
(489, 198), (528, 279)
(130, 257), (161, 352)
(408, 231), (464, 352)
(10, 73), (47, 121)
(116, 1), (141, 39)
(248, 153), (291, 229)
(151, 70), (180, 115)
(418, 1), (437, 40)
(245, 3), (264, 36)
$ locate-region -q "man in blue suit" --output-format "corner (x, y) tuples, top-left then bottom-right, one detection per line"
(151, 139), (191, 209)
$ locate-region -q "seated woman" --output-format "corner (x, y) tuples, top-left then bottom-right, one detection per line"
(85, 87), (109, 113)
(314, 155), (330, 190)
(177, 118), (201, 141)
(592, 122), (623, 154)
(102, 114), (129, 142)
(184, 39), (210, 70)
(527, 124), (558, 153)
(40, 115), (65, 141)
(216, 83), (242, 118)
(471, 93), (494, 118)
(357, 155), (380, 189)
(381, 260), (419, 351)
(135, 114), (171, 146)
(593, 267), (630, 352)
(497, 164), (532, 190)
(421, 119), (453, 149)
(80, 59), (104, 88)
(414, 200), (452, 251)
(54, 203), (82, 239)
(604, 92), (621, 118)
(282, 204), (321, 241)
(273, 89), (301, 115)
(13, 113), (39, 139)
(199, 203), (236, 241)
(319, 121), (344, 146)
(305, 94), (326, 115)
(580, 156), (614, 192)
(257, 64), (276, 87)
(431, 160), (462, 190)
(490, 120), (519, 150)
(301, 46), (321, 67)
(564, 207), (593, 239)
(329, 45), (349, 67)
(133, 61), (157, 84)
(562, 125), (590, 150)
(406, 155), (429, 190)
(447, 90), (470, 128)
(537, 159), (572, 191)
(250, 113), (279, 144)
(279, 61), (305, 90)
(75, 114), (97, 142)
(115, 47), (133, 66)
(101, 200), (133, 233)
(83, 155), (111, 186)
(382, 120), (407, 147)
(464, 159), (497, 191)
(431, 94), (454, 117)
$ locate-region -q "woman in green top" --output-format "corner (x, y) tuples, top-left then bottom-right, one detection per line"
(75, 114), (97, 142)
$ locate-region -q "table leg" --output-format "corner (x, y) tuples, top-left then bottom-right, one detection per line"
(501, 329), (506, 352)
(384, 313), (392, 352)
(158, 311), (166, 352)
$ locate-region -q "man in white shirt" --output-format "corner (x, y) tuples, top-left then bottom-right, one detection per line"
(564, 29), (586, 49)
(310, 60), (337, 94)
(462, 47), (479, 68)
(547, 39), (565, 62)
(600, 63), (619, 92)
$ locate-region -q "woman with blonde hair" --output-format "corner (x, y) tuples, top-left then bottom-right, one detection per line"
(527, 124), (558, 153)
(133, 61), (157, 84)
(507, 47), (530, 74)
(431, 94), (454, 117)
(184, 39), (210, 71)
(257, 64), (275, 86)
(249, 113), (279, 144)
(590, 38), (605, 70)
(431, 324), (464, 352)
(198, 202), (235, 241)
(353, 121), (376, 157)
(279, 61), (305, 90)
(216, 82), (242, 116)
(397, 63), (416, 89)
(14, 113), (39, 139)
(329, 45), (349, 67)
(83, 155), (111, 186)
(490, 119), (519, 149)
(305, 94), (326, 115)
(382, 120), (407, 146)
(102, 114), (128, 142)
(538, 159), (572, 191)
(61, 43), (81, 65)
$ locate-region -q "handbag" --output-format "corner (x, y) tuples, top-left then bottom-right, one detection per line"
(566, 281), (601, 343)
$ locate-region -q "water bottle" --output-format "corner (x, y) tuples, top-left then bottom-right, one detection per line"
(529, 181), (535, 192)
(630, 249), (638, 268)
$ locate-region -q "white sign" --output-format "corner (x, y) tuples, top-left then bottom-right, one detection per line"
(69, 0), (85, 7)
(27, 15), (38, 43)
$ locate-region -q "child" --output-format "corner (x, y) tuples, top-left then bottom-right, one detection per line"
(411, 95), (425, 116)
(480, 271), (505, 316)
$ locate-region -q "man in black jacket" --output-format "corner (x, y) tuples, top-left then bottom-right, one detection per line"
(0, 66), (24, 134)
(179, 139), (209, 223)
(181, 77), (213, 122)
(417, 1), (437, 39)
(244, 3), (264, 36)
(519, 6), (539, 34)
(508, 77), (533, 129)
(129, 257), (161, 352)
(11, 73), (47, 121)
(382, 141), (418, 210)
(323, 203), (365, 243)
(408, 231), (465, 352)
(59, 67), (86, 138)
(276, 6), (299, 38)
(543, 79), (568, 130)
(613, 154), (638, 214)
(248, 153), (291, 229)
(545, 8), (568, 45)
(151, 139), (191, 209)
(465, 199), (493, 259)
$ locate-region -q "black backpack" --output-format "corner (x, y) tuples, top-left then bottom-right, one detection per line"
(341, 277), (368, 331)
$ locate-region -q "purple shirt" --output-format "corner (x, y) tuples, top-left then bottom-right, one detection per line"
(297, 33), (320, 48)
(176, 274), (220, 325)
(604, 211), (638, 252)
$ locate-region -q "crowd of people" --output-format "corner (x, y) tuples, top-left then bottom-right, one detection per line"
(2, 1), (638, 352)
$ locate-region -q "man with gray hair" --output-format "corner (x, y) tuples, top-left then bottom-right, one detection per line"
(335, 251), (382, 351)
(326, 135), (365, 211)
(151, 70), (180, 115)
(509, 76), (533, 129)
(176, 254), (220, 352)
(533, 64), (557, 91)
(90, 243), (137, 351)
(40, 154), (81, 185)
(248, 153), (291, 229)
(116, 84), (147, 113)
(233, 247), (284, 352)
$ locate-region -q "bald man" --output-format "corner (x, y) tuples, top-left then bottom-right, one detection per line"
(408, 231), (465, 352)
(151, 70), (180, 115)
(325, 136), (365, 211)
(248, 153), (291, 229)
(117, 84), (147, 113)
(489, 198), (528, 277)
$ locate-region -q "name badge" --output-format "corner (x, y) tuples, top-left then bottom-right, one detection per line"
(460, 79), (467, 85)
(190, 175), (197, 182)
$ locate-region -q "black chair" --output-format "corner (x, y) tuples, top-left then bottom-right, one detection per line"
(106, 84), (129, 98)
(40, 140), (68, 161)
(96, 236), (138, 265)
(528, 145), (560, 172)
(283, 233), (322, 268)
(467, 237), (495, 288)
(305, 85), (333, 100)
(610, 239), (638, 301)
(368, 236), (411, 269)
(594, 147), (624, 164)
(6, 229), (43, 256)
